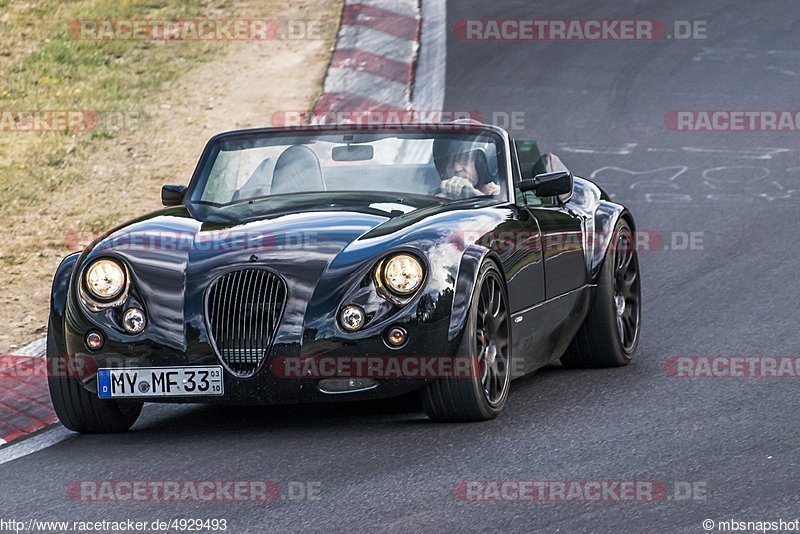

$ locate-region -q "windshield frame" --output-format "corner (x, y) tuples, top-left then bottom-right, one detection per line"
(183, 124), (513, 207)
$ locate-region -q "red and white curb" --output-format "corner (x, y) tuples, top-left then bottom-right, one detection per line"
(314, 0), (421, 115)
(0, 338), (55, 446)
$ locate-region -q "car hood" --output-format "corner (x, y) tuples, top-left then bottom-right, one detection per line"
(78, 197), (507, 351)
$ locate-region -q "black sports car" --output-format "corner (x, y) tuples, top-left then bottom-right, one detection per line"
(47, 121), (641, 432)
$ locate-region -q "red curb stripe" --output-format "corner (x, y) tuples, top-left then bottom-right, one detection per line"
(0, 358), (53, 412)
(341, 3), (418, 41)
(0, 418), (52, 444)
(0, 388), (54, 418)
(331, 48), (412, 84)
(0, 399), (51, 429)
(0, 355), (57, 445)
(2, 392), (55, 422)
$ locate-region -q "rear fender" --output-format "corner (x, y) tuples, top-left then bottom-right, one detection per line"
(568, 177), (635, 281)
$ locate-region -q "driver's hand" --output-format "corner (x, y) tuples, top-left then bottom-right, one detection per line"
(480, 182), (501, 196)
(440, 176), (480, 199)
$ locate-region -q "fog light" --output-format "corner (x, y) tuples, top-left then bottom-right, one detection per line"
(86, 331), (104, 351)
(318, 378), (378, 394)
(339, 304), (366, 332)
(122, 307), (146, 334)
(385, 326), (407, 348)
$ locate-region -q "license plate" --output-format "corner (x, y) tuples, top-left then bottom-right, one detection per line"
(97, 366), (224, 398)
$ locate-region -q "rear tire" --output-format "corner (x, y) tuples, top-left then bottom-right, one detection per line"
(47, 317), (142, 433)
(422, 260), (511, 421)
(561, 218), (641, 368)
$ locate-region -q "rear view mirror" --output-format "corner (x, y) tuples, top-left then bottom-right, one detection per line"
(332, 144), (374, 162)
(161, 184), (186, 206)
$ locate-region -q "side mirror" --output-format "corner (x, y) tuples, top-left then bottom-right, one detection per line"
(161, 184), (186, 207)
(519, 171), (573, 198)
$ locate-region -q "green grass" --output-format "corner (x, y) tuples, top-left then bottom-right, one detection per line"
(0, 0), (226, 217)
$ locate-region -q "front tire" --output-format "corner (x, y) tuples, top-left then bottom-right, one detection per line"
(561, 218), (641, 368)
(47, 318), (142, 433)
(422, 260), (511, 421)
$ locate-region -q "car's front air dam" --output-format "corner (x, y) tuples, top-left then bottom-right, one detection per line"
(60, 319), (461, 406)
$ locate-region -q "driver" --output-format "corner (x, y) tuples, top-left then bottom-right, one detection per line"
(433, 137), (501, 199)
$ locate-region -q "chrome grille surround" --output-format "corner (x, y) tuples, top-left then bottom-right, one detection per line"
(205, 268), (287, 377)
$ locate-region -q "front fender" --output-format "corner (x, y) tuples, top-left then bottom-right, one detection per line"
(49, 252), (81, 345)
(448, 244), (496, 342)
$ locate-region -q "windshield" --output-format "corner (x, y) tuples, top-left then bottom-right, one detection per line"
(188, 130), (508, 206)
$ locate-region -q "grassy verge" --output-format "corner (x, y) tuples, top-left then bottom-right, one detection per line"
(0, 0), (226, 219)
(0, 0), (342, 351)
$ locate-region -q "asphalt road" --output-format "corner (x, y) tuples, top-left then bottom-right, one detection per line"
(2, 1), (799, 532)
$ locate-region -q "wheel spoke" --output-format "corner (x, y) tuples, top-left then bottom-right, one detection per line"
(497, 333), (508, 348)
(476, 343), (488, 382)
(624, 311), (636, 330)
(483, 364), (494, 399)
(489, 364), (500, 401)
(622, 301), (632, 320)
(615, 253), (628, 282)
(622, 246), (633, 270)
(616, 237), (627, 266)
(624, 319), (631, 344)
(495, 312), (508, 329)
(622, 283), (633, 300)
(623, 313), (636, 343)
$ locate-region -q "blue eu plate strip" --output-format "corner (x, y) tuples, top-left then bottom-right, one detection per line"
(97, 369), (112, 398)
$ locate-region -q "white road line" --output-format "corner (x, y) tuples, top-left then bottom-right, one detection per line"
(0, 425), (74, 466)
(558, 143), (638, 156)
(681, 146), (793, 160)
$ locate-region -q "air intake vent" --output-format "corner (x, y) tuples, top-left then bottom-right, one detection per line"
(206, 269), (287, 376)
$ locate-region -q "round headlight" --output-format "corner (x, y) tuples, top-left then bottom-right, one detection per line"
(84, 259), (126, 301)
(381, 254), (424, 296)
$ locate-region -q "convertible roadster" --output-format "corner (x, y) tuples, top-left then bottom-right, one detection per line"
(47, 121), (641, 432)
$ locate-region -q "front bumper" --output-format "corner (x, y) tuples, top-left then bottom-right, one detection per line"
(61, 318), (458, 405)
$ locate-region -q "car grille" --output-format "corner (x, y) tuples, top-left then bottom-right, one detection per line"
(205, 269), (287, 376)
